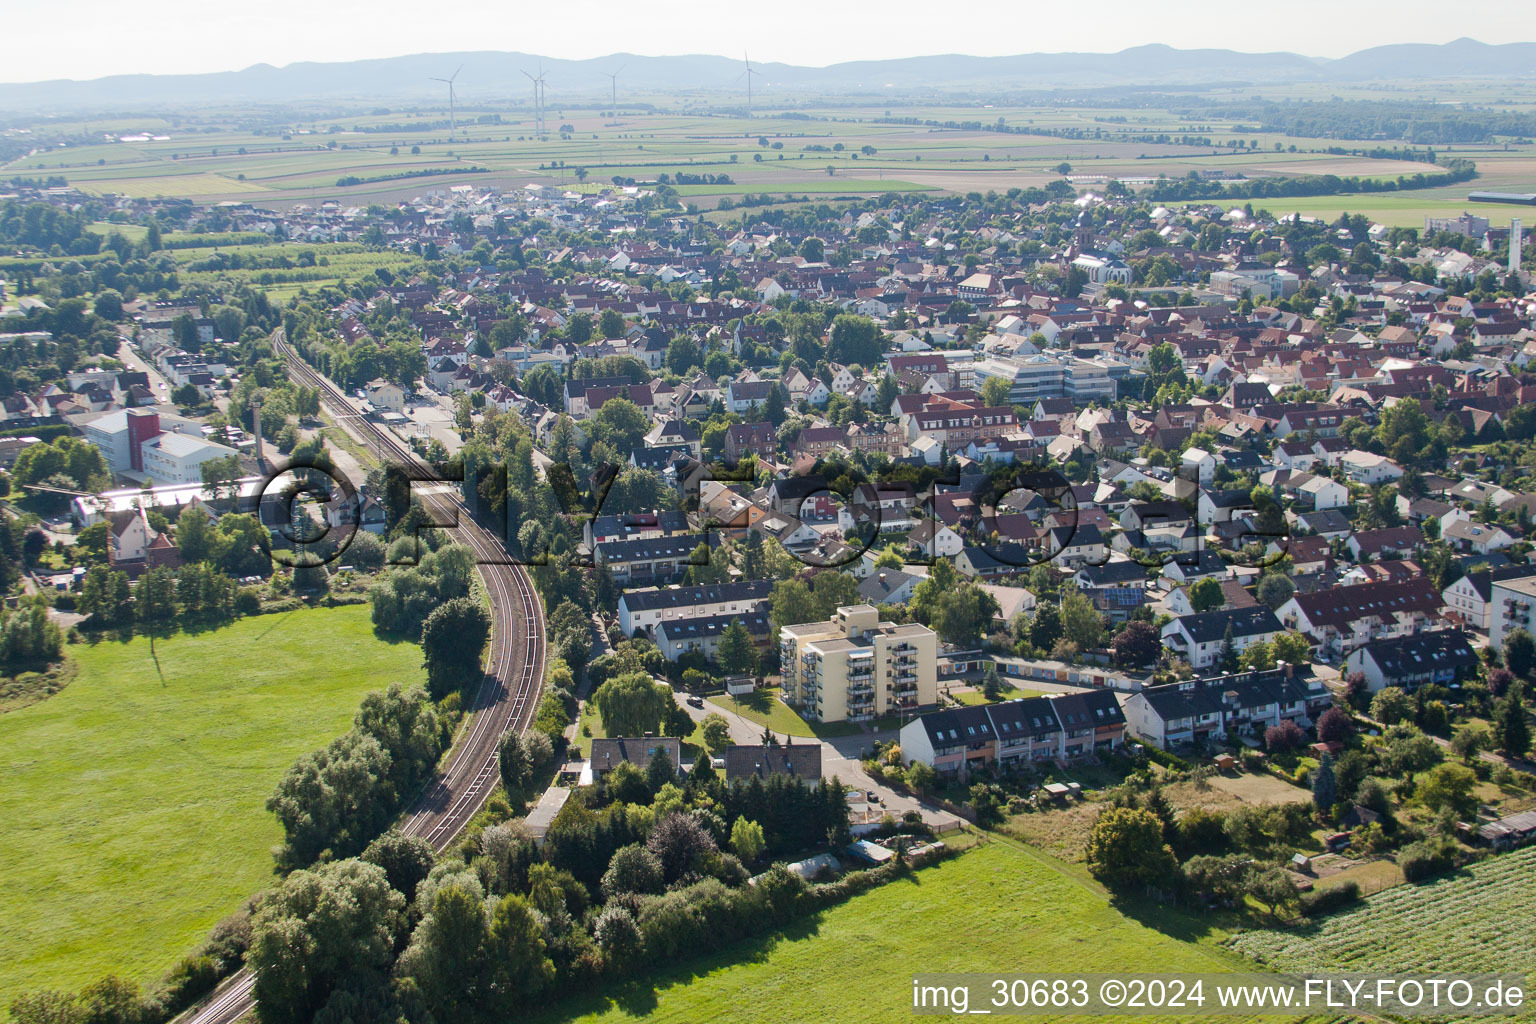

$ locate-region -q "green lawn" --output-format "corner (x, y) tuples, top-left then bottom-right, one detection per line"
(542, 840), (1297, 1024)
(711, 690), (862, 740)
(952, 685), (1046, 706)
(0, 605), (426, 1005)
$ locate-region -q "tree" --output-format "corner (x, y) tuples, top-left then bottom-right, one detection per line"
(1265, 719), (1304, 752)
(1256, 574), (1295, 611)
(826, 315), (882, 366)
(702, 714), (733, 753)
(247, 860), (405, 1024)
(486, 893), (555, 999)
(1112, 620), (1160, 667)
(645, 748), (678, 793)
(601, 843), (665, 899)
(1182, 854), (1251, 906)
(1246, 865), (1300, 919)
(1058, 587), (1105, 650)
(1218, 622), (1239, 673)
(498, 729), (533, 800)
(1272, 631), (1311, 668)
(906, 760), (937, 796)
(716, 618), (759, 676)
(769, 579), (818, 632)
(592, 672), (672, 737)
(931, 584), (1002, 648)
(1188, 577), (1224, 613)
(360, 830), (435, 902)
(393, 883), (494, 1022)
(646, 811), (718, 882)
(1085, 807), (1178, 891)
(1504, 629), (1535, 678)
(199, 453), (243, 501)
(1450, 721), (1491, 762)
(1029, 603), (1063, 652)
(980, 376), (1011, 408)
(1311, 752), (1337, 810)
(1417, 762), (1477, 818)
(594, 906), (645, 974)
(587, 397), (650, 453)
(598, 308), (626, 340)
(665, 335), (702, 374)
(730, 817), (767, 865)
(1370, 686), (1414, 725)
(1496, 694), (1530, 757)
(1316, 706), (1352, 745)
(565, 312), (593, 345)
(420, 597), (491, 698)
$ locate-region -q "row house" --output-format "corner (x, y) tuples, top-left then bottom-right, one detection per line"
(898, 689), (1125, 778)
(1121, 666), (1332, 748)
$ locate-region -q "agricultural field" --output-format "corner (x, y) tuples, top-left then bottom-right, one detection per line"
(1229, 845), (1536, 983)
(0, 605), (427, 1005)
(540, 839), (1315, 1024)
(11, 102), (1528, 209)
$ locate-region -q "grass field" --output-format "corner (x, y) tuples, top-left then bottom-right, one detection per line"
(0, 605), (426, 1006)
(541, 839), (1302, 1024)
(1230, 845), (1536, 986)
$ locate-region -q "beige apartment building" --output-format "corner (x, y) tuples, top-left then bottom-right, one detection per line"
(779, 604), (937, 723)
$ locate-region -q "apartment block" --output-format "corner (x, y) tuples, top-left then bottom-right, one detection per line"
(1489, 575), (1536, 651)
(779, 604), (937, 723)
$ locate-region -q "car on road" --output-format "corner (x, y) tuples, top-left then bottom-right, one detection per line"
(686, 695), (704, 709)
(867, 790), (881, 804)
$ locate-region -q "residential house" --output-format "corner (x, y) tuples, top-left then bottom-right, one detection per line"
(1160, 606), (1284, 670)
(1342, 630), (1478, 693)
(1277, 578), (1445, 656)
(1121, 666), (1332, 748)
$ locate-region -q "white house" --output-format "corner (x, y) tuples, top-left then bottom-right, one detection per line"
(908, 519), (964, 559)
(1181, 447), (1216, 487)
(1443, 565), (1536, 631)
(1160, 606), (1283, 670)
(1338, 450), (1404, 486)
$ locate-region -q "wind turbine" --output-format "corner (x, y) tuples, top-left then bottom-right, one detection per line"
(737, 52), (762, 114)
(522, 66), (548, 136)
(429, 65), (463, 142)
(604, 64), (625, 109)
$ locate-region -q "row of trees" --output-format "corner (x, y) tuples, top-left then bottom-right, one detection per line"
(266, 684), (449, 868)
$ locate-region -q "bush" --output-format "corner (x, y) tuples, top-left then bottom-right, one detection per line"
(1300, 880), (1361, 917)
(1399, 836), (1458, 882)
(1140, 745), (1191, 772)
(160, 954), (220, 1011)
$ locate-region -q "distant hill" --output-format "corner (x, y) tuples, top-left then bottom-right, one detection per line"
(2, 38), (1534, 113)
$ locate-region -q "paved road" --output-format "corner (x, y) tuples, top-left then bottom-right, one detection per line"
(116, 337), (174, 397)
(181, 336), (547, 1024)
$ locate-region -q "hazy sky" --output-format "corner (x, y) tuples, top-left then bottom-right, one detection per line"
(7, 0), (1533, 83)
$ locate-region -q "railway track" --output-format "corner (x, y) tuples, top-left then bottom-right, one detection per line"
(182, 332), (546, 1024)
